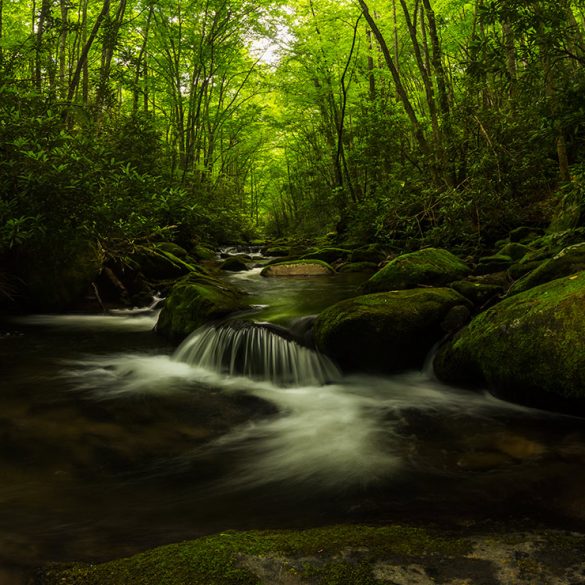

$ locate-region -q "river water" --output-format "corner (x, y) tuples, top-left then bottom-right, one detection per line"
(1, 262), (585, 574)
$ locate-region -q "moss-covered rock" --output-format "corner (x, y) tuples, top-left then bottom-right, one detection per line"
(434, 271), (585, 408)
(264, 246), (289, 257)
(509, 226), (545, 243)
(220, 256), (249, 272)
(155, 242), (189, 259)
(363, 248), (470, 293)
(338, 262), (378, 274)
(302, 247), (352, 264)
(450, 280), (503, 307)
(155, 274), (247, 341)
(474, 254), (513, 275)
(191, 244), (217, 262)
(261, 260), (335, 277)
(314, 288), (470, 373)
(496, 242), (532, 261)
(37, 524), (585, 585)
(16, 239), (103, 311)
(131, 246), (197, 280)
(508, 243), (585, 295)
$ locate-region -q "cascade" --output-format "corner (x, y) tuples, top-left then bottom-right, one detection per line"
(173, 320), (340, 387)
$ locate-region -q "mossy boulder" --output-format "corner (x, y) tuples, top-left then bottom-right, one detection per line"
(508, 243), (585, 295)
(191, 244), (217, 261)
(363, 248), (470, 293)
(496, 242), (532, 261)
(155, 274), (247, 341)
(155, 242), (189, 259)
(36, 524), (585, 585)
(474, 254), (513, 275)
(338, 262), (378, 274)
(261, 260), (334, 277)
(220, 256), (249, 272)
(302, 247), (352, 264)
(450, 280), (503, 307)
(131, 246), (197, 280)
(16, 240), (103, 311)
(314, 288), (470, 373)
(434, 271), (585, 409)
(264, 246), (289, 257)
(509, 226), (545, 243)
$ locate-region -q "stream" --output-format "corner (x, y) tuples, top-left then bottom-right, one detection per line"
(2, 253), (585, 577)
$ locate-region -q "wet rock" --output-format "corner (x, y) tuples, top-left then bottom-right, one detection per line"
(131, 245), (197, 280)
(220, 256), (249, 272)
(261, 260), (335, 277)
(338, 262), (378, 274)
(301, 247), (352, 264)
(362, 248), (470, 293)
(155, 273), (247, 341)
(313, 288), (471, 373)
(508, 243), (585, 295)
(434, 271), (585, 410)
(37, 524), (585, 585)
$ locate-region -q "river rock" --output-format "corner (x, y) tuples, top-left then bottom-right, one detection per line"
(362, 248), (470, 293)
(434, 271), (585, 409)
(302, 247), (352, 264)
(261, 260), (334, 277)
(131, 245), (197, 280)
(220, 256), (249, 272)
(313, 288), (471, 373)
(155, 241), (189, 259)
(338, 262), (378, 273)
(508, 242), (585, 295)
(156, 273), (248, 341)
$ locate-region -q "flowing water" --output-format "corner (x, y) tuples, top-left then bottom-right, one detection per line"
(2, 258), (585, 576)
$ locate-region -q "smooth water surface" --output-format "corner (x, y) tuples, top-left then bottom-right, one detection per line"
(2, 267), (585, 574)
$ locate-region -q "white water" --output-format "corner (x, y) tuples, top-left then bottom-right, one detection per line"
(62, 314), (536, 490)
(173, 322), (340, 387)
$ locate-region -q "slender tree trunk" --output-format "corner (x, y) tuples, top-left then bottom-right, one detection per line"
(357, 0), (433, 167)
(35, 0), (51, 90)
(67, 0), (111, 105)
(59, 0), (69, 98)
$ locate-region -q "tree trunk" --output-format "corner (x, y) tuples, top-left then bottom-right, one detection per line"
(67, 0), (111, 106)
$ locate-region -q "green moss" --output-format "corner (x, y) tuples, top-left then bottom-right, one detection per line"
(191, 244), (217, 261)
(496, 242), (532, 261)
(363, 248), (470, 293)
(508, 242), (585, 295)
(338, 262), (378, 274)
(301, 247), (352, 264)
(314, 288), (470, 373)
(435, 271), (585, 402)
(155, 273), (247, 341)
(155, 242), (189, 259)
(450, 280), (502, 306)
(38, 525), (471, 585)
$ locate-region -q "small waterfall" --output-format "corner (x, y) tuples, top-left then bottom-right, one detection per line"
(173, 321), (341, 387)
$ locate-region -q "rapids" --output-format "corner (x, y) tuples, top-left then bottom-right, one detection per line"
(2, 257), (585, 574)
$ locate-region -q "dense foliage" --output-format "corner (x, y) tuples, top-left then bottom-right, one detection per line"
(1, 0), (585, 264)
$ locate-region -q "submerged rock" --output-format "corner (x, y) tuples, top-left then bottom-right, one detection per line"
(261, 260), (335, 277)
(363, 248), (470, 293)
(434, 271), (585, 409)
(155, 273), (247, 341)
(313, 288), (470, 373)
